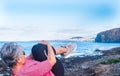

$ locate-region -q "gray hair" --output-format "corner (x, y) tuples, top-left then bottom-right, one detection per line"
(0, 42), (22, 68)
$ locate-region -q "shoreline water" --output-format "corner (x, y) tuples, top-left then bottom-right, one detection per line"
(0, 40), (120, 57)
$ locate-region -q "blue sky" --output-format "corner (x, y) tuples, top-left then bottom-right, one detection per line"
(0, 0), (120, 41)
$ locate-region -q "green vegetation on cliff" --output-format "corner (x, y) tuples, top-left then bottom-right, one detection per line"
(100, 58), (120, 64)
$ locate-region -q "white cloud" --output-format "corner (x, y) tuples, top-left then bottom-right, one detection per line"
(0, 0), (120, 41)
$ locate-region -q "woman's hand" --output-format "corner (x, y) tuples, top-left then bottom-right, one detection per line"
(39, 40), (56, 66)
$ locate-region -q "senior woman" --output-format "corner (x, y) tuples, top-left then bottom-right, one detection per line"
(0, 41), (76, 76)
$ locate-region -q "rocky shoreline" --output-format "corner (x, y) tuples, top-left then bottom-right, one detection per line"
(61, 47), (120, 76)
(0, 47), (120, 76)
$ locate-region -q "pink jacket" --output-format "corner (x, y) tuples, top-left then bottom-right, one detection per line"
(12, 56), (54, 76)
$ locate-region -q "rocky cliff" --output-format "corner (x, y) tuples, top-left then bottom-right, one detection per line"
(95, 28), (120, 43)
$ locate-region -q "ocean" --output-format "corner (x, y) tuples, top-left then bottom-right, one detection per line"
(0, 40), (120, 57)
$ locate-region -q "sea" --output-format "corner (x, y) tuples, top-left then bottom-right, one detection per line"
(0, 40), (120, 57)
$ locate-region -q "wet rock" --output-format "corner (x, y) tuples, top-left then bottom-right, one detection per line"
(96, 47), (120, 55)
(61, 47), (120, 76)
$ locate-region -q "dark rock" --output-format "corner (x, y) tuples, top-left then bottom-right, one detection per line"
(70, 36), (83, 40)
(95, 28), (120, 43)
(98, 47), (120, 55)
(61, 47), (120, 76)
